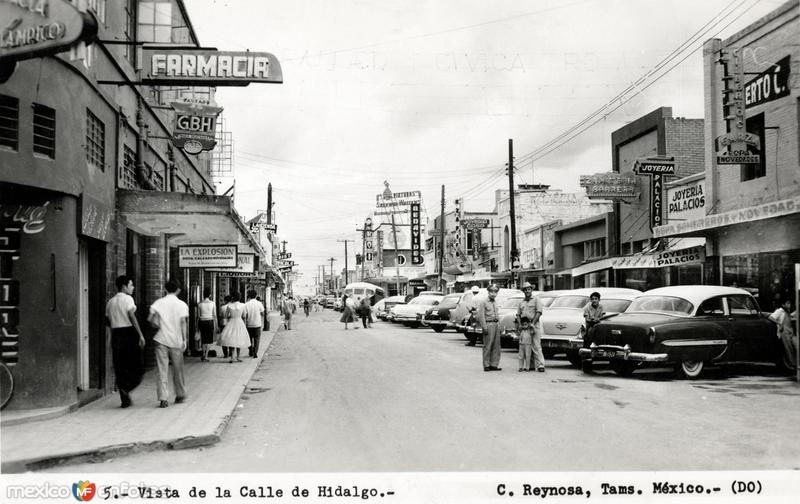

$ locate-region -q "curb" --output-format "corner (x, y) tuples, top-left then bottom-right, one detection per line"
(2, 315), (284, 473)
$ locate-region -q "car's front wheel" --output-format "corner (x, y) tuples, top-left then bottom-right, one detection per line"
(543, 349), (557, 359)
(675, 360), (704, 379)
(610, 359), (641, 377)
(581, 359), (594, 374)
(432, 325), (445, 333)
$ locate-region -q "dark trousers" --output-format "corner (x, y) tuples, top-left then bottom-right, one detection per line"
(111, 327), (143, 396)
(247, 326), (261, 357)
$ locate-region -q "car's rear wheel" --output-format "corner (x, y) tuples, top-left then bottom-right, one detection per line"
(675, 360), (704, 379)
(610, 359), (640, 377)
(432, 325), (445, 333)
(566, 350), (580, 367)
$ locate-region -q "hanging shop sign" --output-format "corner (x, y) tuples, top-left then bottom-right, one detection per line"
(78, 194), (112, 242)
(206, 252), (254, 273)
(653, 195), (800, 238)
(0, 0), (98, 62)
(410, 202), (423, 265)
(141, 47), (283, 86)
(461, 218), (490, 230)
(178, 245), (237, 268)
(579, 173), (638, 200)
(745, 55), (791, 109)
(249, 222), (276, 233)
(716, 46), (760, 165)
(171, 102), (222, 155)
(653, 246), (705, 267)
(634, 157), (675, 230)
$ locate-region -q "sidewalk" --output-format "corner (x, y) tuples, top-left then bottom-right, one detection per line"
(0, 312), (283, 473)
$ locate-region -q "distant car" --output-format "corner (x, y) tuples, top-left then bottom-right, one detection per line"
(324, 296), (336, 308)
(539, 288), (642, 366)
(422, 293), (462, 332)
(580, 286), (793, 379)
(376, 295), (407, 321)
(392, 295), (444, 328)
(333, 298), (343, 311)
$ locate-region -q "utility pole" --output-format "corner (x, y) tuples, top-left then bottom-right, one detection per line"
(327, 258), (336, 292)
(337, 239), (354, 286)
(321, 265), (326, 293)
(508, 138), (519, 288)
(355, 218), (371, 282)
(438, 184), (445, 292)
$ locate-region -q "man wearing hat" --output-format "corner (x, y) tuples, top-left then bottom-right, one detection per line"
(464, 285), (481, 347)
(517, 282), (545, 372)
(476, 284), (502, 371)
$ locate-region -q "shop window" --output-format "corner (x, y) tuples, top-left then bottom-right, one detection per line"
(741, 112), (766, 181)
(138, 0), (173, 43)
(0, 94), (19, 150)
(85, 109), (105, 170)
(32, 104), (56, 159)
(584, 238), (606, 260)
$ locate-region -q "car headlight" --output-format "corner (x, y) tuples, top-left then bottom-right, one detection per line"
(648, 327), (656, 344)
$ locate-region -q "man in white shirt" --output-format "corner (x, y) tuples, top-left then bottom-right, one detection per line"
(105, 275), (145, 408)
(244, 289), (265, 357)
(148, 279), (189, 408)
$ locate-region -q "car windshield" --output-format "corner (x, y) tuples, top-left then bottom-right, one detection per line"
(550, 295), (590, 308)
(410, 297), (441, 305)
(499, 297), (524, 310)
(538, 296), (558, 308)
(603, 299), (634, 313)
(441, 295), (461, 306)
(626, 295), (694, 315)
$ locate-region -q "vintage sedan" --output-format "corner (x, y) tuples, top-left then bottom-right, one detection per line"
(579, 286), (792, 379)
(392, 294), (444, 328)
(458, 292), (527, 348)
(375, 295), (407, 321)
(422, 293), (462, 332)
(540, 288), (641, 366)
(453, 288), (523, 338)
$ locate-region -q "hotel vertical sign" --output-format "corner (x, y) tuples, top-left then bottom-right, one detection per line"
(410, 203), (422, 265)
(716, 47), (760, 164)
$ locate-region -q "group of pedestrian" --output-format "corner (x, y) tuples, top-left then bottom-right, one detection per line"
(339, 294), (374, 330)
(105, 276), (268, 409)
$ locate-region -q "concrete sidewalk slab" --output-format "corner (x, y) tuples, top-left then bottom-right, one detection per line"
(0, 313), (282, 473)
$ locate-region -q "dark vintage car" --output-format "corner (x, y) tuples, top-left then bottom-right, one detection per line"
(580, 286), (792, 379)
(422, 293), (462, 332)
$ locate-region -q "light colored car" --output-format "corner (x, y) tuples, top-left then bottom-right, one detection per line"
(540, 288), (642, 366)
(452, 288), (523, 338)
(392, 295), (444, 328)
(374, 295), (407, 321)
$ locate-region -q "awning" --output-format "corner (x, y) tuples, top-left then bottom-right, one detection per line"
(570, 244), (707, 277)
(653, 195), (800, 238)
(117, 189), (264, 256)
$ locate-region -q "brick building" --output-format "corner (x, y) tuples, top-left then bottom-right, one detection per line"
(654, 0), (800, 310)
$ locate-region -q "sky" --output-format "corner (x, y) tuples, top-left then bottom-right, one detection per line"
(183, 0), (786, 291)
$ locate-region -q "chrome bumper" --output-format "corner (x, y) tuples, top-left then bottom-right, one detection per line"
(579, 343), (668, 362)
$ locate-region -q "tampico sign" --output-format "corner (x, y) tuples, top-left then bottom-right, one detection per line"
(171, 102), (222, 155)
(141, 47), (283, 86)
(0, 0), (98, 62)
(579, 173), (638, 200)
(178, 245), (237, 268)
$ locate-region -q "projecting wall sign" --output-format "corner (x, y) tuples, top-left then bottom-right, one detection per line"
(141, 47), (283, 86)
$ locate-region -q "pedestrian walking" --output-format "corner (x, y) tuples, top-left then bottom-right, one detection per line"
(243, 289), (265, 358)
(196, 287), (216, 362)
(476, 284), (501, 371)
(465, 285), (481, 346)
(359, 296), (372, 328)
(303, 298), (311, 317)
(217, 295), (232, 358)
(517, 282), (545, 372)
(517, 316), (534, 372)
(340, 294), (358, 330)
(769, 299), (798, 370)
(282, 295), (297, 330)
(104, 275), (146, 408)
(218, 291), (250, 362)
(147, 278), (189, 408)
(583, 292), (605, 334)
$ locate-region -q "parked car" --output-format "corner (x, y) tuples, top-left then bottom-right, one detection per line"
(579, 286), (793, 379)
(375, 295), (407, 321)
(392, 295), (444, 328)
(333, 298), (343, 311)
(539, 288), (642, 366)
(452, 288), (523, 339)
(454, 288), (525, 346)
(324, 295), (336, 308)
(421, 293), (462, 332)
(497, 290), (554, 348)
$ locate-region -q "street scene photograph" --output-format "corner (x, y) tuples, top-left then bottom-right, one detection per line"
(1, 0), (800, 502)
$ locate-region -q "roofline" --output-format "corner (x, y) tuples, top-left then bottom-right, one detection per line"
(176, 0), (201, 47)
(722, 0), (797, 46)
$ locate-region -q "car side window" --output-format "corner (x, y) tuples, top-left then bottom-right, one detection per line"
(697, 297), (725, 316)
(726, 295), (759, 316)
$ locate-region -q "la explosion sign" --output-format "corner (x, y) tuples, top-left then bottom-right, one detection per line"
(142, 47), (283, 86)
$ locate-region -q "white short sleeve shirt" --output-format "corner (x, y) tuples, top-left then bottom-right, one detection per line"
(106, 292), (136, 329)
(150, 294), (189, 348)
(243, 299), (265, 328)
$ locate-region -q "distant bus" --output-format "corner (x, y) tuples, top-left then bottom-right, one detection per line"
(343, 282), (385, 306)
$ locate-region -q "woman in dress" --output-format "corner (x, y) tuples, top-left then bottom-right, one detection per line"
(340, 294), (358, 330)
(218, 292), (250, 362)
(196, 287), (216, 361)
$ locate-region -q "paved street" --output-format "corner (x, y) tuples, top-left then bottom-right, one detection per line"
(47, 309), (800, 473)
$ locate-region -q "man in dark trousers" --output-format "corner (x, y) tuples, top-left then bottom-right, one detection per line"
(476, 284), (502, 372)
(243, 289), (265, 357)
(105, 275), (146, 408)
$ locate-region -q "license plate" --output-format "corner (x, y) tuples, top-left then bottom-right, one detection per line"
(602, 351), (616, 358)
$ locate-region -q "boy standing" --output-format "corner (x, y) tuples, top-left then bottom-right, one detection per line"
(517, 316), (534, 372)
(148, 279), (189, 408)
